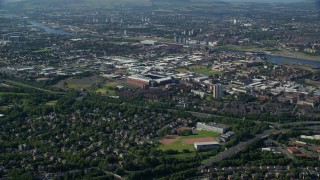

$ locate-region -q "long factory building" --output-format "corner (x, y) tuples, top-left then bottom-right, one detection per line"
(127, 74), (173, 88)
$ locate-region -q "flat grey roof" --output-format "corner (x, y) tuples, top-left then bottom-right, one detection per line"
(194, 142), (219, 146)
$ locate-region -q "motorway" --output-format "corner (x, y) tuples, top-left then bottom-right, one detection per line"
(188, 111), (320, 127)
(198, 129), (275, 170)
(4, 80), (66, 95)
(283, 121), (320, 127)
(271, 140), (294, 159)
(91, 167), (123, 180)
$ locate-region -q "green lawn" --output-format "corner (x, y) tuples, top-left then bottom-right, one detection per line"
(0, 106), (9, 111)
(5, 80), (59, 94)
(124, 36), (171, 42)
(95, 81), (118, 95)
(0, 92), (28, 96)
(120, 82), (140, 89)
(67, 83), (92, 89)
(60, 76), (103, 90)
(192, 68), (221, 76)
(217, 45), (276, 52)
(273, 50), (320, 61)
(189, 131), (220, 138)
(32, 49), (50, 53)
(95, 87), (116, 95)
(158, 131), (220, 152)
(5, 80), (36, 88)
(175, 68), (188, 73)
(45, 100), (58, 106)
(105, 82), (119, 87)
(175, 65), (221, 76)
(159, 140), (195, 152)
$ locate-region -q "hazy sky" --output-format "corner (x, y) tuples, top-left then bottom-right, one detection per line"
(0, 0), (314, 10)
(237, 0), (306, 1)
(1, 0), (309, 2)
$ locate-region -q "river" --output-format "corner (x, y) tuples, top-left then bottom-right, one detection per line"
(3, 12), (320, 67)
(2, 11), (75, 36)
(269, 56), (320, 68)
(30, 21), (75, 36)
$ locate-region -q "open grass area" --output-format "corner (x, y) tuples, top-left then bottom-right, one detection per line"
(45, 100), (58, 106)
(5, 80), (40, 89)
(217, 45), (276, 52)
(93, 79), (140, 95)
(95, 81), (119, 95)
(32, 49), (50, 53)
(0, 92), (28, 96)
(158, 131), (220, 152)
(273, 50), (320, 61)
(0, 106), (9, 111)
(55, 76), (102, 90)
(4, 80), (60, 94)
(105, 82), (118, 87)
(192, 68), (221, 76)
(67, 83), (92, 89)
(175, 65), (221, 76)
(96, 88), (117, 95)
(120, 82), (140, 89)
(124, 37), (171, 42)
(159, 139), (195, 152)
(175, 68), (189, 73)
(190, 131), (220, 138)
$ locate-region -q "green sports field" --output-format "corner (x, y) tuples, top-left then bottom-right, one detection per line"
(158, 131), (220, 152)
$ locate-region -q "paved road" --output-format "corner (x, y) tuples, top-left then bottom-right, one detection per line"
(271, 140), (294, 159)
(182, 111), (320, 170)
(198, 129), (275, 170)
(283, 121), (320, 126)
(4, 80), (66, 95)
(188, 111), (222, 119)
(92, 167), (123, 180)
(189, 111), (320, 128)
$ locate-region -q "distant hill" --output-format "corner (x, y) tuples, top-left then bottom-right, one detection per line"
(2, 0), (236, 10)
(4, 0), (152, 10)
(2, 0), (315, 10)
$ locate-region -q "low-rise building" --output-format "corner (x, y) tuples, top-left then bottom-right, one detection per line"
(127, 75), (151, 87)
(196, 122), (230, 134)
(127, 74), (173, 88)
(194, 141), (220, 150)
(191, 90), (207, 98)
(140, 40), (159, 46)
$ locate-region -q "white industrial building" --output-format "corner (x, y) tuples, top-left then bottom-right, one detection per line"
(140, 40), (159, 46)
(194, 142), (220, 150)
(196, 122), (230, 134)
